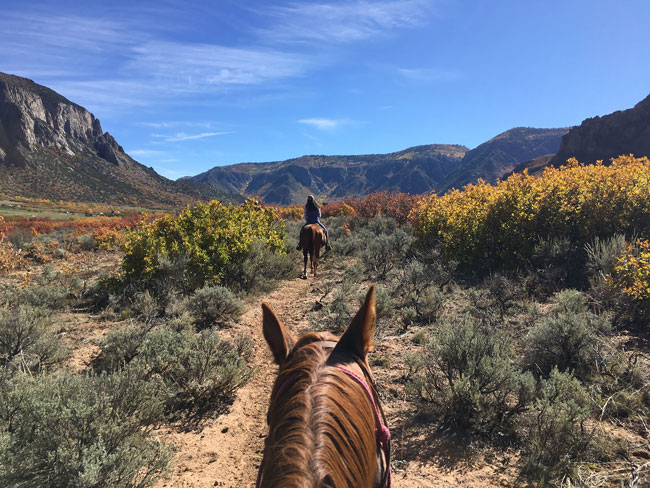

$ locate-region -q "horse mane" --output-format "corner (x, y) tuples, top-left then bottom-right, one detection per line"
(261, 332), (377, 487)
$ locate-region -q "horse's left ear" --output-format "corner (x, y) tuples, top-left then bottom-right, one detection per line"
(262, 303), (296, 365)
(333, 286), (376, 359)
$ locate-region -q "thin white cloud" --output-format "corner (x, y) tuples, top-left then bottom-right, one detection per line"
(128, 41), (310, 92)
(301, 132), (323, 144)
(299, 118), (350, 130)
(0, 13), (139, 53)
(127, 149), (168, 158)
(136, 121), (215, 129)
(0, 5), (442, 114)
(154, 131), (234, 142)
(397, 67), (460, 82)
(260, 0), (436, 42)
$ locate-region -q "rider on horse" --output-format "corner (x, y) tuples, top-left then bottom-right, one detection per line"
(296, 195), (331, 251)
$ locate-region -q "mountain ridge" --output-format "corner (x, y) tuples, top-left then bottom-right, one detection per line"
(438, 127), (569, 191)
(187, 127), (568, 204)
(187, 144), (470, 204)
(0, 72), (232, 207)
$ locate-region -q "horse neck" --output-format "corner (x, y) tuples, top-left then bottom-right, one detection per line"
(262, 345), (377, 487)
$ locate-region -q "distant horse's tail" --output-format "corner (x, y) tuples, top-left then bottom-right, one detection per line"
(307, 226), (315, 261)
(300, 226), (314, 252)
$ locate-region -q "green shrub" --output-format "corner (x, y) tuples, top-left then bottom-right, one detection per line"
(0, 306), (66, 372)
(135, 326), (253, 415)
(359, 285), (396, 323)
(187, 285), (244, 327)
(366, 215), (400, 236)
(6, 228), (33, 250)
(146, 253), (194, 300)
(525, 290), (610, 378)
(522, 368), (592, 480)
(222, 239), (294, 293)
(482, 274), (523, 319)
(411, 329), (428, 345)
(93, 322), (150, 373)
(407, 315), (535, 431)
(314, 279), (358, 333)
(392, 260), (445, 325)
(122, 199), (286, 291)
(131, 290), (161, 324)
(2, 283), (68, 311)
(526, 236), (590, 295)
(585, 234), (627, 281)
(77, 233), (98, 252)
(0, 369), (170, 488)
(94, 323), (252, 416)
(361, 227), (413, 280)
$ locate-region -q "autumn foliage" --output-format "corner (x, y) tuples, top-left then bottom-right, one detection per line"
(607, 238), (650, 316)
(277, 191), (419, 225)
(121, 199), (286, 288)
(411, 155), (650, 273)
(0, 215), (159, 238)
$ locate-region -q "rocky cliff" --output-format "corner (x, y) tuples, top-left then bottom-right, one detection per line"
(0, 73), (114, 166)
(0, 72), (226, 206)
(550, 93), (650, 166)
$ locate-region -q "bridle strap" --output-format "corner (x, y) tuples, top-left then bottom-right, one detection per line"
(336, 365), (391, 488)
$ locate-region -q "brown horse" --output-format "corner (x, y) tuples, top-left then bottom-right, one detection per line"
(300, 224), (326, 279)
(258, 286), (390, 488)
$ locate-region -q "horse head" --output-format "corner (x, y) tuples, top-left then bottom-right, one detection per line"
(258, 286), (390, 487)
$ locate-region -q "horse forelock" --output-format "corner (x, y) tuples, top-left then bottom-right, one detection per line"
(262, 333), (378, 488)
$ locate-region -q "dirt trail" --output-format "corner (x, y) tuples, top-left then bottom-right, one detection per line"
(156, 269), (516, 488)
(157, 275), (317, 488)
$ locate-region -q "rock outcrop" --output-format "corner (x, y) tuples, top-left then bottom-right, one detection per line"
(0, 73), (106, 165)
(0, 72), (232, 206)
(550, 94), (650, 166)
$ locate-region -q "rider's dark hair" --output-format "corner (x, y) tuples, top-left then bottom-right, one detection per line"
(306, 195), (320, 211)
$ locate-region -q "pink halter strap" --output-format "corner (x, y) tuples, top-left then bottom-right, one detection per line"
(336, 366), (391, 488)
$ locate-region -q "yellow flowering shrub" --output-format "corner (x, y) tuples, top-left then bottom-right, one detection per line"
(122, 199), (286, 287)
(411, 155), (650, 272)
(607, 239), (650, 315)
(277, 205), (303, 221)
(335, 202), (357, 217)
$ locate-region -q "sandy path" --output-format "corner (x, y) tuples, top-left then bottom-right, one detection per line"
(157, 275), (317, 488)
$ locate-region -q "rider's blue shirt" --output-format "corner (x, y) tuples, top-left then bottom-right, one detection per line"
(305, 207), (321, 224)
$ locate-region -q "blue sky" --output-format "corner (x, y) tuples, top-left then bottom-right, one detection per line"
(1, 1), (649, 179)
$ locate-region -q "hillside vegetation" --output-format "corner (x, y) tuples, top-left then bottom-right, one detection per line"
(413, 155), (650, 279)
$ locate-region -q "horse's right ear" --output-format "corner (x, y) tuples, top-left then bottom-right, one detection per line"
(333, 286), (376, 360)
(262, 303), (296, 365)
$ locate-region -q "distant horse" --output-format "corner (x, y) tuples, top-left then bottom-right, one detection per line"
(300, 223), (326, 279)
(258, 286), (391, 488)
